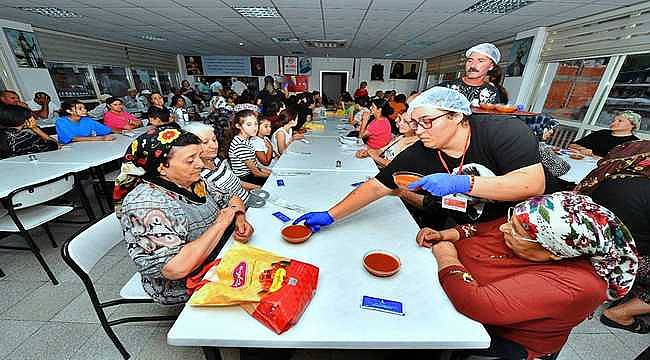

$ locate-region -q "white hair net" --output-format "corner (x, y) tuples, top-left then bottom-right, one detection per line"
(465, 43), (501, 64)
(407, 87), (472, 116)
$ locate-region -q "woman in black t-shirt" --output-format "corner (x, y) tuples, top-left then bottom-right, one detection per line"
(292, 87), (545, 232)
(569, 111), (640, 157)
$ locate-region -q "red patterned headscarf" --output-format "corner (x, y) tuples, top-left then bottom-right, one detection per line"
(113, 127), (207, 217)
(513, 191), (638, 300)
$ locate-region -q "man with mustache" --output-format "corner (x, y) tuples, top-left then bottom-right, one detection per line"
(439, 43), (502, 106)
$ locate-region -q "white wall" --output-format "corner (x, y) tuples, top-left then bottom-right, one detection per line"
(0, 19), (59, 103)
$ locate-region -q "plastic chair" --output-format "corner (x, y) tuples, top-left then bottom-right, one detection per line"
(62, 213), (177, 360)
(0, 173), (86, 285)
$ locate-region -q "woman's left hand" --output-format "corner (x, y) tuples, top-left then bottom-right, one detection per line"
(355, 149), (369, 158)
(234, 218), (254, 242)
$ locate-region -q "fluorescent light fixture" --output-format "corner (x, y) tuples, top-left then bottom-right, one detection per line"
(19, 7), (81, 18)
(272, 37), (300, 43)
(141, 34), (167, 41)
(464, 0), (530, 15)
(235, 7), (280, 18)
(239, 42), (245, 46)
(303, 40), (347, 48)
(384, 53), (393, 57)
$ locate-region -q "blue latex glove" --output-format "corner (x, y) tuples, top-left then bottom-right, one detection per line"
(293, 211), (334, 233)
(407, 173), (471, 197)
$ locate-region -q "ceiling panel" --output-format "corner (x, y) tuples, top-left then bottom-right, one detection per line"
(323, 0), (369, 9)
(370, 0), (424, 11)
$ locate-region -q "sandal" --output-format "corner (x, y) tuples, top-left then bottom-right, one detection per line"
(600, 314), (650, 334)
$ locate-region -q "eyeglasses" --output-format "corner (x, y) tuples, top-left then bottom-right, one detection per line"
(506, 207), (537, 243)
(409, 112), (449, 130)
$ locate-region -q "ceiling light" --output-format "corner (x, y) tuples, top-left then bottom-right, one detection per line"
(464, 0), (530, 15)
(235, 7), (280, 18)
(141, 34), (167, 41)
(384, 53), (393, 57)
(304, 40), (347, 48)
(272, 37), (300, 43)
(239, 42), (245, 46)
(19, 7), (81, 18)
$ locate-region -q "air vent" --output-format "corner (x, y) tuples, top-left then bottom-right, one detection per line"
(19, 7), (81, 18)
(464, 0), (531, 15)
(234, 7), (280, 18)
(303, 40), (347, 48)
(272, 37), (300, 43)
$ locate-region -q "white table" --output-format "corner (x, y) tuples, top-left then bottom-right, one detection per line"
(274, 136), (377, 173)
(0, 162), (79, 198)
(168, 139), (491, 351)
(559, 154), (598, 183)
(304, 118), (355, 138)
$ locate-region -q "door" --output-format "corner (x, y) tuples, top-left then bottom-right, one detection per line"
(321, 72), (347, 106)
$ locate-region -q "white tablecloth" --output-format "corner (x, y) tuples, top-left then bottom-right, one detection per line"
(559, 154), (599, 183)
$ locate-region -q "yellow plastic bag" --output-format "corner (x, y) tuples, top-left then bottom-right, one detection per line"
(188, 243), (287, 306)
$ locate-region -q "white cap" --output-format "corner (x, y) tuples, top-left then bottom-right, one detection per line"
(140, 89), (152, 95)
(465, 43), (501, 64)
(407, 87), (472, 116)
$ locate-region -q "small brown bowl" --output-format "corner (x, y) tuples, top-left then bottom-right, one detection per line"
(495, 104), (517, 113)
(281, 224), (312, 244)
(569, 153), (585, 160)
(393, 171), (423, 188)
(479, 103), (496, 110)
(363, 250), (401, 277)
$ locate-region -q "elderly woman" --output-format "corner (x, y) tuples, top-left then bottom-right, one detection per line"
(569, 111), (640, 157)
(115, 127), (254, 305)
(294, 87), (544, 232)
(418, 192), (638, 359)
(183, 123), (260, 203)
(576, 140), (650, 333)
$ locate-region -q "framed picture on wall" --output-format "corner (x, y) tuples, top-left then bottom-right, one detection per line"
(250, 57), (265, 76)
(298, 57), (312, 75)
(506, 37), (533, 77)
(3, 28), (46, 68)
(184, 56), (204, 75)
(389, 61), (419, 80)
(283, 56), (298, 75)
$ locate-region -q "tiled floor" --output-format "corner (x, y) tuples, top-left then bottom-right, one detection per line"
(0, 207), (648, 360)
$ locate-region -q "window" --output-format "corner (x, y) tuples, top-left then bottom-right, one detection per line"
(48, 63), (97, 99)
(93, 66), (130, 98)
(595, 54), (650, 133)
(158, 72), (173, 94)
(440, 71), (460, 82)
(426, 73), (439, 88)
(542, 58), (609, 122)
(131, 68), (159, 92)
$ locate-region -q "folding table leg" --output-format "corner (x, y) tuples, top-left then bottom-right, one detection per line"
(94, 166), (114, 212)
(202, 347), (223, 360)
(75, 174), (96, 221)
(42, 223), (57, 248)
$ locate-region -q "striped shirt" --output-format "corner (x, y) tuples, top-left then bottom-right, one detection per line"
(0, 128), (58, 159)
(228, 135), (257, 177)
(201, 158), (250, 203)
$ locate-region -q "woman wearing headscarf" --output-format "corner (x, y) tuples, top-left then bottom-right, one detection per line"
(417, 192), (638, 359)
(114, 127), (254, 305)
(576, 140), (650, 333)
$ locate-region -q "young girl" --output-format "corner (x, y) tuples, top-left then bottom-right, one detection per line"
(227, 110), (271, 186)
(102, 97), (143, 131)
(249, 117), (275, 167)
(271, 110), (304, 156)
(356, 113), (417, 168)
(55, 100), (114, 144)
(359, 98), (393, 149)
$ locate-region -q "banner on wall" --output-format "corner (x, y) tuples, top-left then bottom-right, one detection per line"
(283, 75), (309, 92)
(201, 56), (252, 76)
(283, 56), (298, 75)
(3, 28), (46, 68)
(298, 57), (312, 75)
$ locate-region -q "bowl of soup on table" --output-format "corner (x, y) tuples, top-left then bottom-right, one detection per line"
(363, 250), (401, 277)
(281, 224), (312, 244)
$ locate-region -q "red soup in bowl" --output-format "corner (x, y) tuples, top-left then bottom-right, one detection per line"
(363, 251), (401, 277)
(281, 224), (312, 244)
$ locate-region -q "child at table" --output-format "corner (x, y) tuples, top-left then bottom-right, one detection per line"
(55, 100), (115, 144)
(227, 109), (271, 186)
(0, 104), (58, 159)
(250, 117), (275, 167)
(102, 97), (143, 132)
(272, 110), (304, 156)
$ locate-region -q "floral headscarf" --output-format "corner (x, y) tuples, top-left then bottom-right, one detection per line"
(523, 113), (559, 141)
(113, 127), (207, 217)
(512, 191), (638, 300)
(233, 103), (259, 113)
(575, 140), (650, 195)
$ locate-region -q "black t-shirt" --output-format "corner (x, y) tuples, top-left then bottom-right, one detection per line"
(375, 116), (540, 223)
(439, 78), (501, 105)
(590, 177), (650, 256)
(573, 129), (639, 157)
